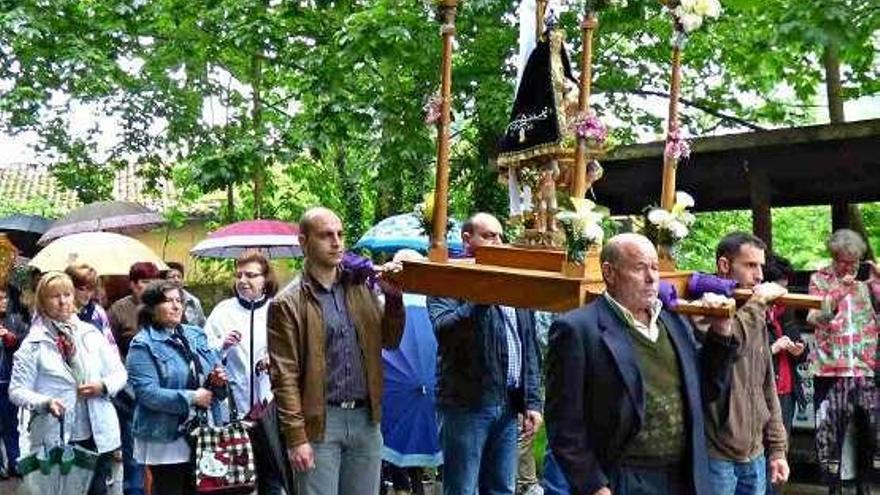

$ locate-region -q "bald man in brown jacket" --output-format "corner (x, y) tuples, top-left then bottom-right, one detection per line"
(268, 207), (404, 495)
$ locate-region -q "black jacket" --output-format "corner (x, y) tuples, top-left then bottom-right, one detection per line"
(427, 297), (543, 413)
(545, 297), (738, 495)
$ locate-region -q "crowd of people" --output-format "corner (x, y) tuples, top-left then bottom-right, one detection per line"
(0, 205), (877, 495)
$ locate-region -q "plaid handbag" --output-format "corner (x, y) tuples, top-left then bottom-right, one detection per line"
(190, 388), (257, 494)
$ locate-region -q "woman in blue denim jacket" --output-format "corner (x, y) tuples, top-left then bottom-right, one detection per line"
(126, 280), (228, 495)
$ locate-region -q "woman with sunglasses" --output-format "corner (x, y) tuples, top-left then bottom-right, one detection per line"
(204, 249), (283, 494)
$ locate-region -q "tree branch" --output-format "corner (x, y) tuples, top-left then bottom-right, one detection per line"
(603, 88), (767, 131)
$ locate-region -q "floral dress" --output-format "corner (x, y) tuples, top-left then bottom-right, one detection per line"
(808, 266), (880, 378)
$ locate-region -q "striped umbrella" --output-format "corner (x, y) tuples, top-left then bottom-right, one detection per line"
(190, 219), (301, 259)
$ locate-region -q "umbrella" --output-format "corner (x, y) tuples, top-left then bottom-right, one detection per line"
(17, 416), (99, 495)
(354, 213), (465, 256)
(0, 214), (51, 257)
(39, 201), (164, 246)
(29, 232), (168, 276)
(381, 293), (442, 467)
(190, 219), (302, 259)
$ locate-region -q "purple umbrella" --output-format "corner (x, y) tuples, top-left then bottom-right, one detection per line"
(38, 201), (164, 246)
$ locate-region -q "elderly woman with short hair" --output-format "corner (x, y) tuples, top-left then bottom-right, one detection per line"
(807, 228), (880, 495)
(9, 271), (127, 495)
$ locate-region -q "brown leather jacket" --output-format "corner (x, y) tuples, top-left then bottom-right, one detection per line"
(703, 299), (788, 461)
(267, 271), (404, 448)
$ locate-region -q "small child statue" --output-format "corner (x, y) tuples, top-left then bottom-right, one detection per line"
(536, 159), (559, 233)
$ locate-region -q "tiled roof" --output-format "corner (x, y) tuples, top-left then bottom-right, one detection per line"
(0, 162), (221, 216)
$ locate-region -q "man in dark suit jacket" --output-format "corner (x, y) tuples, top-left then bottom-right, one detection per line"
(428, 213), (543, 495)
(546, 233), (749, 495)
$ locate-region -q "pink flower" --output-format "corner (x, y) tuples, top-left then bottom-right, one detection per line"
(572, 112), (608, 144)
(665, 129), (691, 161)
(424, 94), (442, 125)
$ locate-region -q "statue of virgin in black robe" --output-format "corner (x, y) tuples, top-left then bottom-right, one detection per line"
(497, 28), (578, 166)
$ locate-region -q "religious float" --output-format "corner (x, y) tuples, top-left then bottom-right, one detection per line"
(392, 0), (821, 316)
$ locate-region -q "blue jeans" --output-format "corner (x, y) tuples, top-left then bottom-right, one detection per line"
(439, 404), (518, 495)
(708, 454), (766, 495)
(294, 407), (382, 495)
(117, 403), (145, 495)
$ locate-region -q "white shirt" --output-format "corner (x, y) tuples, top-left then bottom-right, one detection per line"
(134, 436), (190, 465)
(603, 293), (663, 343)
(204, 298), (272, 416)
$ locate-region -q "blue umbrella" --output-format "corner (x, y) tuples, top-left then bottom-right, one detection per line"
(354, 213), (464, 256)
(381, 293), (442, 467)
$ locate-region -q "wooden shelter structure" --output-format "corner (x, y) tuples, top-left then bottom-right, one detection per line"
(593, 118), (880, 250)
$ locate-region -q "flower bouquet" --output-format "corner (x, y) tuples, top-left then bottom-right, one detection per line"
(556, 198), (606, 277)
(643, 191), (696, 268)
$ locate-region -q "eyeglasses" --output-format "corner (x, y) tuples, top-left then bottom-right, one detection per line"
(235, 271), (264, 280)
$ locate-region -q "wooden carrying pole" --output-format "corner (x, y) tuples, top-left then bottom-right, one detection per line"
(429, 0), (459, 262)
(572, 12), (598, 200)
(660, 43), (682, 210)
(537, 0), (548, 39)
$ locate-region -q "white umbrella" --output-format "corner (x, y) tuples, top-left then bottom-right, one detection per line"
(29, 232), (168, 276)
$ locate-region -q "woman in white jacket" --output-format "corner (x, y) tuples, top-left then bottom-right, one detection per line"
(10, 271), (127, 495)
(204, 250), (278, 417)
(203, 249), (282, 494)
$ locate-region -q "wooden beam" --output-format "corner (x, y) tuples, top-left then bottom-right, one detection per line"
(474, 245), (564, 272)
(573, 13), (598, 199)
(660, 44), (682, 211)
(395, 259), (605, 312)
(428, 1), (458, 262)
(731, 289), (822, 310)
(747, 161), (773, 250)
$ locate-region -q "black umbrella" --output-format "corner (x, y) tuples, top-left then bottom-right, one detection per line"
(0, 214), (51, 257)
(38, 201), (164, 246)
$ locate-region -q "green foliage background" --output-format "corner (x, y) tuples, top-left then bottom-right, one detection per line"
(0, 0), (876, 267)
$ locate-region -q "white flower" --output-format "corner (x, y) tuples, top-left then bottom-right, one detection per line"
(669, 220), (689, 240)
(675, 191), (695, 208)
(701, 0), (722, 18)
(679, 0), (698, 11)
(556, 210), (577, 222)
(680, 12), (704, 32)
(584, 223), (605, 243)
(681, 212), (697, 226)
(647, 208), (672, 226)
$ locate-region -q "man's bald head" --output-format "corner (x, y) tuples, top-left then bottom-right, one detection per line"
(298, 207), (345, 269)
(601, 233), (659, 318)
(462, 212), (503, 252)
(299, 207), (341, 237)
(600, 233), (657, 269)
